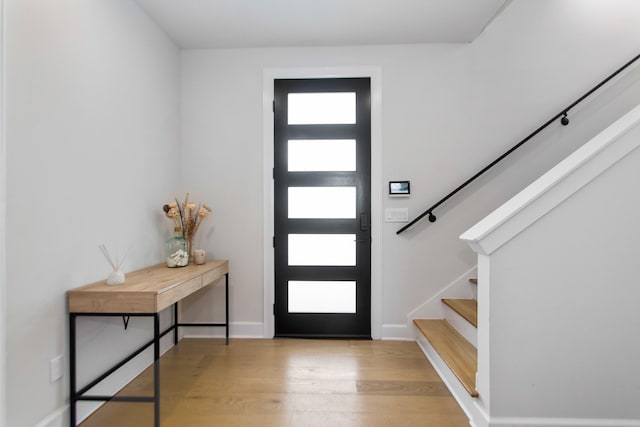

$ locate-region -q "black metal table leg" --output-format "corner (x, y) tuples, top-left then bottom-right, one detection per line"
(225, 273), (229, 345)
(69, 313), (77, 427)
(173, 303), (179, 345)
(153, 313), (160, 427)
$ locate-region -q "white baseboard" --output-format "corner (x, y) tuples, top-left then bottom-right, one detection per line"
(183, 322), (409, 341)
(33, 406), (66, 427)
(182, 322), (404, 340)
(380, 323), (414, 340)
(182, 321), (264, 338)
(488, 417), (640, 427)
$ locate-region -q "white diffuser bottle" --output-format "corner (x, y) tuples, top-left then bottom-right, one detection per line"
(99, 244), (128, 286)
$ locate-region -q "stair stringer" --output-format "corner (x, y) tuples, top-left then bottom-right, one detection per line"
(407, 265), (477, 323)
(415, 329), (488, 427)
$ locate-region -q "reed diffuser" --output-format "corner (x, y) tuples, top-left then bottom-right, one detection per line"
(99, 244), (129, 285)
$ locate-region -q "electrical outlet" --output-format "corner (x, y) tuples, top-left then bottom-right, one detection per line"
(50, 355), (63, 382)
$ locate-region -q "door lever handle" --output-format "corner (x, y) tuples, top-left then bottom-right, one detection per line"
(360, 213), (369, 231)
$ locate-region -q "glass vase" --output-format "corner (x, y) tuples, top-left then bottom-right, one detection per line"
(166, 227), (189, 267)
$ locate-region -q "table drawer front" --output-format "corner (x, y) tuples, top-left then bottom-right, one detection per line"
(202, 262), (228, 287)
(158, 276), (202, 311)
(68, 292), (157, 313)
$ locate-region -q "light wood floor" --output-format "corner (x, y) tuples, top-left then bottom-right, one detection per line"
(79, 339), (469, 427)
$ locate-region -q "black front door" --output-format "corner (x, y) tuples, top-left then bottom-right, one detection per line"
(274, 78), (371, 338)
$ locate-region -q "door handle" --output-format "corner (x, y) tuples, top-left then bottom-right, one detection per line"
(360, 213), (369, 231)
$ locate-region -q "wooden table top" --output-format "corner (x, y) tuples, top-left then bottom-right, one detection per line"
(67, 260), (228, 314)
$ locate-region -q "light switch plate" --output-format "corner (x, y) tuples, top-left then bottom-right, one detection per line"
(385, 208), (409, 223)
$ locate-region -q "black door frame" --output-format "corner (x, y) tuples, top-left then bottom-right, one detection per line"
(273, 77), (371, 338)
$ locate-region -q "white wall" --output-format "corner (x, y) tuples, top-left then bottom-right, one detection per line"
(4, 0), (179, 425)
(180, 0), (640, 339)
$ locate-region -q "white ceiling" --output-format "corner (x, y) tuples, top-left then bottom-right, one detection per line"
(131, 0), (509, 49)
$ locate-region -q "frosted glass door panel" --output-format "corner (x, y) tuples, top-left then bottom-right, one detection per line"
(288, 234), (356, 266)
(288, 92), (356, 124)
(288, 187), (356, 218)
(288, 140), (356, 171)
(288, 281), (356, 313)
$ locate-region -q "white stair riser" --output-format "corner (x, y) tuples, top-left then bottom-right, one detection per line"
(443, 304), (478, 348)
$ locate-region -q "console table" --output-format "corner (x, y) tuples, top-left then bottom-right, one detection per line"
(67, 260), (229, 427)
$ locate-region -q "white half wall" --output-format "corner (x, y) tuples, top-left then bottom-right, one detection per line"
(463, 104), (640, 423)
(492, 115), (640, 421)
(4, 0), (179, 425)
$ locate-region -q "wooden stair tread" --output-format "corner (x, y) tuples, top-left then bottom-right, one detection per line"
(414, 319), (478, 397)
(442, 298), (477, 328)
(469, 278), (477, 285)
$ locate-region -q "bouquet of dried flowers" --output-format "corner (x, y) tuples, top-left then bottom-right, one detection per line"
(163, 193), (212, 259)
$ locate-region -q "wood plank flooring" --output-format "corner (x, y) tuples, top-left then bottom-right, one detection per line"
(79, 338), (469, 427)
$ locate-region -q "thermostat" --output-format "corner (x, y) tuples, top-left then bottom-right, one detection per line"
(389, 181), (410, 197)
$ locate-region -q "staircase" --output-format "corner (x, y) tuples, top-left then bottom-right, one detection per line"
(413, 102), (640, 427)
(413, 278), (480, 411)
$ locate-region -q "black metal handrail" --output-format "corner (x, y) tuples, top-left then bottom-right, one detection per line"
(397, 53), (640, 235)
